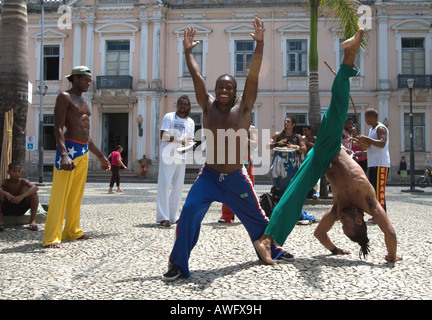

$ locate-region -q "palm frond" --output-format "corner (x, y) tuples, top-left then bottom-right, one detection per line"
(319, 0), (368, 49)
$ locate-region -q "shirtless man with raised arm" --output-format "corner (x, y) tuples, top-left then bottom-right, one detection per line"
(264, 29), (402, 263)
(42, 66), (110, 248)
(162, 18), (288, 282)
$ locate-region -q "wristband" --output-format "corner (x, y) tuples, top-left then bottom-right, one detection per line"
(295, 145), (300, 151)
(331, 246), (343, 255)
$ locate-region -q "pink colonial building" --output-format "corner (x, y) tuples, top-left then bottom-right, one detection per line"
(21, 0), (432, 181)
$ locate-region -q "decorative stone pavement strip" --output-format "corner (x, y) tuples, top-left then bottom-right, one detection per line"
(0, 183), (431, 301)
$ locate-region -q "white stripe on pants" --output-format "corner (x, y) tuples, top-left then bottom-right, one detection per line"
(156, 159), (186, 223)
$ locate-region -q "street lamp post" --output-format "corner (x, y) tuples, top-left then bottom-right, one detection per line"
(406, 78), (415, 191)
(38, 0), (46, 184)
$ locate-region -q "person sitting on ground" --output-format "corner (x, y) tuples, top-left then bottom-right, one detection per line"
(0, 162), (39, 231)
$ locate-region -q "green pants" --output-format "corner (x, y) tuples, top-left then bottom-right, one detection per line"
(265, 64), (359, 246)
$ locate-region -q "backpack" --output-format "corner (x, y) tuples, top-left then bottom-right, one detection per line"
(259, 187), (284, 219)
(259, 193), (277, 218)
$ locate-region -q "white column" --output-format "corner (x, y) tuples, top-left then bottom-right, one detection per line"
(151, 20), (161, 87)
(378, 92), (390, 123)
(139, 12), (149, 84)
(377, 9), (390, 90)
(150, 94), (161, 159)
(136, 93), (147, 158)
(72, 12), (81, 67)
(84, 11), (95, 72)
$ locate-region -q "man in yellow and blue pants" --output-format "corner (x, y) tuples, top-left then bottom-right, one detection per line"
(42, 140), (90, 246)
(42, 66), (110, 248)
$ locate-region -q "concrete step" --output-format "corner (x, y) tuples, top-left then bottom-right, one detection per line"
(2, 204), (48, 226)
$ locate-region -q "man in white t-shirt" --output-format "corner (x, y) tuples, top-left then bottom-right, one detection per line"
(156, 95), (195, 227)
(358, 109), (390, 214)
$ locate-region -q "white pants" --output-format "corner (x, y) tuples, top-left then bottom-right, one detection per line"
(156, 159), (186, 223)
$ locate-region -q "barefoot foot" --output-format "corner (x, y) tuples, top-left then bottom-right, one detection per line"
(44, 243), (60, 248)
(77, 234), (93, 240)
(342, 28), (365, 67)
(254, 234), (276, 265)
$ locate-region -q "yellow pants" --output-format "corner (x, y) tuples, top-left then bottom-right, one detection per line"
(42, 148), (89, 246)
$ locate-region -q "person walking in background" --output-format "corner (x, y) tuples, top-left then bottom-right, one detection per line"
(108, 145), (127, 194)
(156, 95), (195, 227)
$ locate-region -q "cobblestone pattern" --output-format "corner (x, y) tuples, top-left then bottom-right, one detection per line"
(1, 183), (431, 300)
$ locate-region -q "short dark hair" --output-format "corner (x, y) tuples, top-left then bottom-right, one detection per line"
(216, 74), (237, 91)
(365, 108), (378, 119)
(8, 162), (22, 171)
(177, 95), (191, 117)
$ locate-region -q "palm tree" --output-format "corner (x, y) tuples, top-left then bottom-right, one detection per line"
(308, 0), (365, 134)
(0, 0), (29, 172)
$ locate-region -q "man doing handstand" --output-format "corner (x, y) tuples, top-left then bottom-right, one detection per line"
(263, 28), (402, 262)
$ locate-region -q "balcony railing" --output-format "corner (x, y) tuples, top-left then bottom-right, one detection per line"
(165, 0), (307, 8)
(398, 75), (432, 89)
(97, 0), (139, 4)
(96, 75), (133, 90)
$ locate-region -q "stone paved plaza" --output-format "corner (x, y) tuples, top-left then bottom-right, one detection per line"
(0, 181), (431, 301)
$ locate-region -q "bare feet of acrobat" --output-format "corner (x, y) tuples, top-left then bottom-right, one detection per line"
(254, 234), (277, 265)
(342, 28), (365, 67)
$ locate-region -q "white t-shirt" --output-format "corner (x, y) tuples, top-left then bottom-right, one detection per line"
(367, 122), (390, 168)
(160, 112), (195, 162)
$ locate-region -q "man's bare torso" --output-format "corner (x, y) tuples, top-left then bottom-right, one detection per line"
(63, 91), (91, 144)
(203, 96), (251, 173)
(325, 149), (377, 218)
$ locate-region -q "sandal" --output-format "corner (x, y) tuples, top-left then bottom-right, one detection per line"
(29, 225), (38, 231)
(160, 220), (171, 227)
